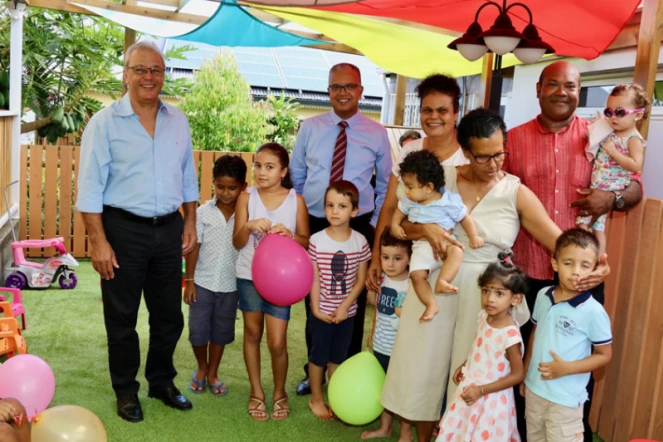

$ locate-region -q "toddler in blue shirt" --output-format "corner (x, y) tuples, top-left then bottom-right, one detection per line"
(391, 149), (483, 322)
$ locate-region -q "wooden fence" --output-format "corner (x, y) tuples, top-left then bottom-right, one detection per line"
(19, 144), (254, 258)
(19, 142), (663, 441)
(591, 198), (663, 442)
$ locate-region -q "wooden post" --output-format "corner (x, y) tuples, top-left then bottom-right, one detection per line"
(633, 0), (663, 138)
(122, 27), (136, 96)
(480, 53), (494, 109)
(393, 74), (407, 126)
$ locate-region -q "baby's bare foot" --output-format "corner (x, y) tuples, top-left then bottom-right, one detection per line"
(420, 302), (440, 322)
(435, 279), (458, 294)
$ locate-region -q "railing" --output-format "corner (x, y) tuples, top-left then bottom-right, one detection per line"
(0, 116), (12, 218)
(17, 142), (663, 441)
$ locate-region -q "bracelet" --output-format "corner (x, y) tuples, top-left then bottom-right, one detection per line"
(480, 386), (484, 396)
(184, 278), (194, 282)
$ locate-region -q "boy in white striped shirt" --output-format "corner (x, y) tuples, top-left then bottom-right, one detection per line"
(308, 181), (371, 420)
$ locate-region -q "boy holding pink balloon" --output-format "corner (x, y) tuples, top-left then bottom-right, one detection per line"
(307, 181), (371, 420)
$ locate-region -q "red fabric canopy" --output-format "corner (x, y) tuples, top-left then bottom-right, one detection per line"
(313, 0), (641, 60)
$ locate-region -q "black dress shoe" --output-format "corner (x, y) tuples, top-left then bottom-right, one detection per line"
(296, 377), (311, 396)
(147, 386), (193, 411)
(116, 394), (144, 423)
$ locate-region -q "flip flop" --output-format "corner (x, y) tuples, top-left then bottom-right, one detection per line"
(188, 370), (207, 394)
(272, 396), (291, 421)
(209, 381), (229, 397)
(248, 397), (269, 421)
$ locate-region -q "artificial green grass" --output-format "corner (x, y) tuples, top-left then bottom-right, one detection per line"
(14, 260), (398, 442)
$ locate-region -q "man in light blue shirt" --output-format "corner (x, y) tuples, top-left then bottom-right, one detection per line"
(76, 41), (198, 423)
(291, 63), (392, 395)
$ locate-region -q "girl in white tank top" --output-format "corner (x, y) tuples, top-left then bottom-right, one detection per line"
(233, 143), (310, 421)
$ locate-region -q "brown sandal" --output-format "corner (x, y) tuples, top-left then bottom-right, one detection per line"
(271, 396), (291, 421)
(248, 397), (268, 421)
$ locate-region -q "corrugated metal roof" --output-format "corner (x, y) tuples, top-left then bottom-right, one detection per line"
(250, 87), (382, 109)
(163, 39), (385, 98)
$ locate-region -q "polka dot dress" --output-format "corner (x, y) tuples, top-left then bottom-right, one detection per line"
(437, 310), (522, 442)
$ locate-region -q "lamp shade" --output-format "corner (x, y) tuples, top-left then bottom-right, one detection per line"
(480, 12), (523, 55)
(513, 47), (547, 64)
(456, 43), (488, 61)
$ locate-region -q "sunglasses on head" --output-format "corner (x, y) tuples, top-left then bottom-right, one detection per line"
(603, 107), (645, 118)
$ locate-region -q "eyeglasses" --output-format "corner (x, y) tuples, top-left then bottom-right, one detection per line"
(603, 107), (645, 118)
(125, 65), (165, 77)
(468, 151), (509, 164)
(328, 84), (360, 93)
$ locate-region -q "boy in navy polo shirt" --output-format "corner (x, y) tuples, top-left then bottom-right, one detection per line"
(521, 228), (612, 442)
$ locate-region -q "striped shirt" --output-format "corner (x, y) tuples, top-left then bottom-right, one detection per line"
(373, 275), (408, 356)
(504, 116), (592, 280)
(308, 229), (371, 316)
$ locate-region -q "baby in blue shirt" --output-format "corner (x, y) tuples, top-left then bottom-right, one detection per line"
(391, 149), (483, 322)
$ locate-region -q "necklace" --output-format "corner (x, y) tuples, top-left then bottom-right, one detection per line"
(471, 173), (481, 202)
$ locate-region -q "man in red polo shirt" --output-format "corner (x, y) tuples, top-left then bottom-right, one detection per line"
(504, 60), (642, 442)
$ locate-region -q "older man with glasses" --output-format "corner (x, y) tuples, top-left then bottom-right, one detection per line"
(291, 63), (392, 396)
(77, 41), (199, 423)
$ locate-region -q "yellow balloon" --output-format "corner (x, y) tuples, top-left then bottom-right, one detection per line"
(32, 405), (107, 442)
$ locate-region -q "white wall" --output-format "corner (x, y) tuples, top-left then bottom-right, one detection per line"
(504, 45), (663, 199)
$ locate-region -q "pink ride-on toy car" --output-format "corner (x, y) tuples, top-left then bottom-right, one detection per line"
(3, 181), (79, 290)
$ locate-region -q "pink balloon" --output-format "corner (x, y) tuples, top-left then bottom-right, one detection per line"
(252, 233), (314, 307)
(0, 354), (55, 417)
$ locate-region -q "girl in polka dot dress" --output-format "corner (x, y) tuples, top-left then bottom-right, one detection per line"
(437, 251), (527, 442)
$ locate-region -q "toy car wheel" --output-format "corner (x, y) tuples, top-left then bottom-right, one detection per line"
(5, 273), (27, 289)
(59, 271), (77, 289)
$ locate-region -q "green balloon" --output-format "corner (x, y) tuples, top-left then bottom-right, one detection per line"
(328, 351), (385, 426)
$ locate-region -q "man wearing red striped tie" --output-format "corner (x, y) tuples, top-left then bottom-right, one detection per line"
(291, 63), (392, 395)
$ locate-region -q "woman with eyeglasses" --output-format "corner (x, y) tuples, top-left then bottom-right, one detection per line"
(379, 108), (562, 442)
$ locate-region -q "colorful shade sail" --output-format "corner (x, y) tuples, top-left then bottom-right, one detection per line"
(73, 0), (320, 46)
(312, 0), (642, 60)
(253, 4), (523, 78)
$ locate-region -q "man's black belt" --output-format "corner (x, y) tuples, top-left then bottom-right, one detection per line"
(103, 205), (180, 226)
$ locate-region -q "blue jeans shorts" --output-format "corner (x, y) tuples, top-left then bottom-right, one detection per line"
(188, 283), (238, 346)
(236, 278), (291, 321)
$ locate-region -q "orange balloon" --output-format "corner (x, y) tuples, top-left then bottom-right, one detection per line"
(31, 405), (107, 442)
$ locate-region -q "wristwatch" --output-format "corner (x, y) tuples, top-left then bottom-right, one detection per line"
(612, 191), (625, 210)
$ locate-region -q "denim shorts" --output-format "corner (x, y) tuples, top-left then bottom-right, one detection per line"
(188, 284), (238, 346)
(236, 278), (291, 321)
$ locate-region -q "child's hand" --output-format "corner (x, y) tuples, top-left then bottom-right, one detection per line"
(391, 224), (407, 240)
(602, 140), (617, 156)
(331, 306), (349, 323)
(247, 218), (271, 233)
(519, 382), (526, 397)
(0, 399), (19, 423)
(268, 223), (293, 238)
(394, 306), (402, 318)
(469, 235), (484, 249)
(313, 309), (333, 324)
(460, 385), (482, 405)
(538, 350), (569, 380)
(183, 282), (196, 306)
(452, 363), (465, 385)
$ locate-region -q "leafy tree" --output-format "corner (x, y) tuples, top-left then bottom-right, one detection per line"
(180, 52), (272, 152)
(0, 7), (192, 143)
(265, 92), (299, 151)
